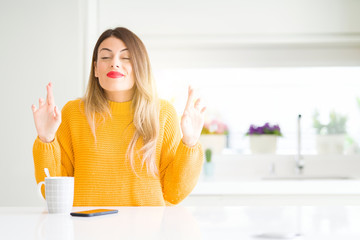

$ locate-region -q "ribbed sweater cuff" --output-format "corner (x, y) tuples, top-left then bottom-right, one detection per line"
(34, 136), (58, 151)
(178, 140), (202, 154)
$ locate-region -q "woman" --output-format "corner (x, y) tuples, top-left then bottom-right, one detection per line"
(31, 27), (206, 206)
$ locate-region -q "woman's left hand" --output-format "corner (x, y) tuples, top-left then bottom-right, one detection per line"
(181, 86), (206, 147)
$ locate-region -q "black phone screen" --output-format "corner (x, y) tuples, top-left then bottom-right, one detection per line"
(70, 209), (118, 217)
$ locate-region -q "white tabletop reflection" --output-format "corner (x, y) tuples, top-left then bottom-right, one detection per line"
(1, 206), (360, 240)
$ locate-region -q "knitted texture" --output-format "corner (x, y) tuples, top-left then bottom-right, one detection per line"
(33, 99), (203, 206)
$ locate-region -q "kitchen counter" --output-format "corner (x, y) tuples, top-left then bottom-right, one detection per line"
(184, 179), (360, 206)
(192, 179), (360, 195)
(1, 206), (360, 240)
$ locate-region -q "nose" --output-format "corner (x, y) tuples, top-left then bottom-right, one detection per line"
(110, 58), (121, 69)
(111, 63), (120, 68)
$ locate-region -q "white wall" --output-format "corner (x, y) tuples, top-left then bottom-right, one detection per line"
(97, 0), (360, 68)
(0, 0), (83, 206)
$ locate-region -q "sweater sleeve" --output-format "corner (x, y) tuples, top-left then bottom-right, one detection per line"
(159, 102), (204, 205)
(33, 102), (75, 197)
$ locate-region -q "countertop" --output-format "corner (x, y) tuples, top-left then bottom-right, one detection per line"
(1, 206), (360, 240)
(191, 179), (360, 195)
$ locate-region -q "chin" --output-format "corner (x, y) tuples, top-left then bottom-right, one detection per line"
(100, 82), (134, 92)
(104, 86), (133, 92)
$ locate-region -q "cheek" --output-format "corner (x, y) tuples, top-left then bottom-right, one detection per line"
(127, 65), (134, 78)
(97, 62), (108, 73)
(124, 63), (132, 74)
(129, 69), (135, 83)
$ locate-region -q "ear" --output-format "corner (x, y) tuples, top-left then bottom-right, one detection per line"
(94, 61), (98, 77)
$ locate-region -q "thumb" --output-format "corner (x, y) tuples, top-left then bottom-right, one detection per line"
(54, 106), (61, 120)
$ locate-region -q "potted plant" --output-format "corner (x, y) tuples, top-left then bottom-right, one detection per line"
(313, 110), (347, 154)
(200, 119), (228, 154)
(203, 149), (214, 177)
(246, 122), (282, 154)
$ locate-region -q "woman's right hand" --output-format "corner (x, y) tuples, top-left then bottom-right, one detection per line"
(31, 82), (61, 143)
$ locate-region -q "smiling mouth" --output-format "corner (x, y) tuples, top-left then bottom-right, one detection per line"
(107, 71), (124, 78)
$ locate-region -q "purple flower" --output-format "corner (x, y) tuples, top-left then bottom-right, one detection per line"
(246, 123), (282, 136)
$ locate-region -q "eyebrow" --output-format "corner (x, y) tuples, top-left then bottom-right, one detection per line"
(99, 48), (129, 53)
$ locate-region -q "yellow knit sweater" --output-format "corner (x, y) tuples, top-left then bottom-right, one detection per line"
(33, 99), (203, 206)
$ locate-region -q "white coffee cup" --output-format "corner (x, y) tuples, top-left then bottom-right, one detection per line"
(38, 177), (74, 214)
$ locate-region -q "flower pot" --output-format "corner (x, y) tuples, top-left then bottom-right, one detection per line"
(199, 134), (227, 154)
(203, 161), (214, 177)
(316, 134), (345, 154)
(249, 135), (278, 154)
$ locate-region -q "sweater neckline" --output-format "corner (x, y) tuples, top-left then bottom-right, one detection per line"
(108, 100), (133, 115)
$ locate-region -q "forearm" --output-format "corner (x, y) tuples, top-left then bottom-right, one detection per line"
(162, 141), (204, 204)
(33, 136), (63, 182)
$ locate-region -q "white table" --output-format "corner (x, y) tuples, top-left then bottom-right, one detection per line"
(1, 206), (360, 240)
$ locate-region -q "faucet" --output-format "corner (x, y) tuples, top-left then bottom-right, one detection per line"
(295, 114), (304, 174)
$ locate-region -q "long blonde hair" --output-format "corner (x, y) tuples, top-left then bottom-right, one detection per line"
(83, 27), (160, 176)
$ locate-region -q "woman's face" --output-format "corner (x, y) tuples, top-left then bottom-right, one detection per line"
(94, 36), (135, 99)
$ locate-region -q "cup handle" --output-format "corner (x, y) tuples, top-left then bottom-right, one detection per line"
(37, 181), (45, 201)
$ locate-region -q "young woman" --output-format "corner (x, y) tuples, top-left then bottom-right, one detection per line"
(31, 27), (206, 206)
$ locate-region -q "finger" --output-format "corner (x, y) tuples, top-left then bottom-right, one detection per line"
(39, 98), (45, 107)
(54, 106), (61, 120)
(46, 82), (55, 106)
(182, 109), (189, 118)
(200, 106), (207, 114)
(184, 86), (195, 110)
(194, 98), (201, 110)
(31, 104), (37, 113)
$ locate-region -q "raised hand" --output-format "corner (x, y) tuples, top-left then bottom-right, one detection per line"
(31, 82), (61, 143)
(181, 86), (206, 147)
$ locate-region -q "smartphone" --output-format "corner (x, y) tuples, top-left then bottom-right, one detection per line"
(70, 209), (118, 217)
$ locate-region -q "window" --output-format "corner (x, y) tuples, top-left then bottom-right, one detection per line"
(155, 67), (360, 154)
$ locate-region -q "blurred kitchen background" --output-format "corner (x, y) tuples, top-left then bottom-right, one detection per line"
(1, 0), (360, 206)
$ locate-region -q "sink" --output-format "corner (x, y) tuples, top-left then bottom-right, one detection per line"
(262, 175), (354, 180)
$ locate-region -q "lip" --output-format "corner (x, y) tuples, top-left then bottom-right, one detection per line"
(107, 71), (124, 78)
